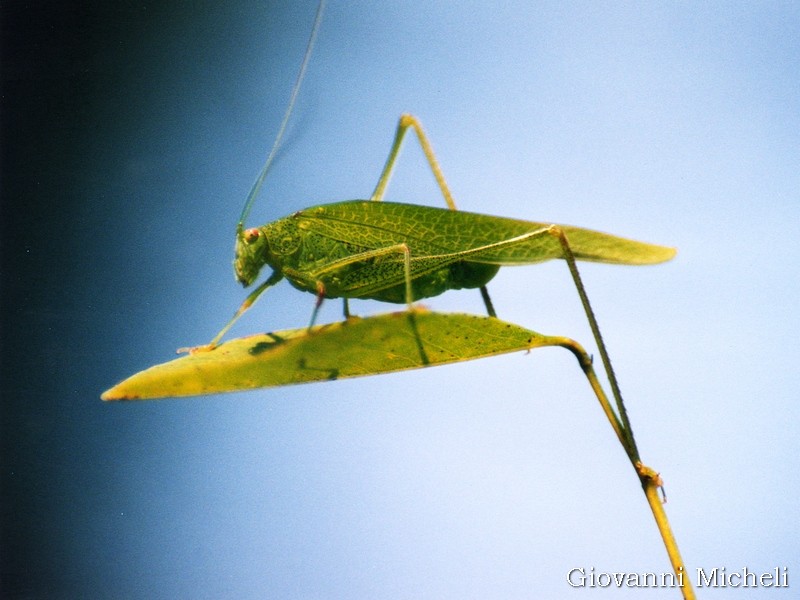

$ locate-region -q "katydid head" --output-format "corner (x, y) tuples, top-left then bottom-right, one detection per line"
(230, 1), (324, 289)
(234, 222), (270, 287)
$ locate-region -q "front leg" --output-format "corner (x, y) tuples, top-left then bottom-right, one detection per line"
(179, 270), (284, 353)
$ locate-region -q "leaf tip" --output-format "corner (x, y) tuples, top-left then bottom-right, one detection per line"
(100, 385), (135, 401)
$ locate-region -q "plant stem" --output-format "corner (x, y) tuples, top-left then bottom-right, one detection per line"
(555, 335), (696, 600)
(642, 475), (697, 600)
(553, 337), (626, 450)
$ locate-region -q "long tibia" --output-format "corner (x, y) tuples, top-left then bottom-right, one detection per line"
(179, 270), (284, 354)
(547, 225), (638, 459)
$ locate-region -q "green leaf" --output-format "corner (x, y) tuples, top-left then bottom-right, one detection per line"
(101, 310), (568, 400)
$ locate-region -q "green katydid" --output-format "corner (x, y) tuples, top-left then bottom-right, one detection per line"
(185, 1), (675, 357)
(187, 110), (675, 354)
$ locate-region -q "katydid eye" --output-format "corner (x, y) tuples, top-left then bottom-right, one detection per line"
(244, 228), (260, 243)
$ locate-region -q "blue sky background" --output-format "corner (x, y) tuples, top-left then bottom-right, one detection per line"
(2, 1), (798, 597)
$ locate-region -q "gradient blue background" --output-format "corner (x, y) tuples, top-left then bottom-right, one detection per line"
(2, 1), (798, 597)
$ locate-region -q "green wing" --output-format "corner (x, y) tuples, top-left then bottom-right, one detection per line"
(296, 200), (676, 266)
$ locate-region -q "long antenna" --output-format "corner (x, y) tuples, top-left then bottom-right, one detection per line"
(238, 0), (326, 226)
